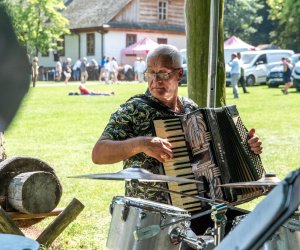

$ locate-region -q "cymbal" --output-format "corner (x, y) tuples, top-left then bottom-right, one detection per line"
(70, 167), (202, 183)
(219, 176), (281, 188)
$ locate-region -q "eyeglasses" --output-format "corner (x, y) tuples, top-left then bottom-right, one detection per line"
(143, 68), (181, 81)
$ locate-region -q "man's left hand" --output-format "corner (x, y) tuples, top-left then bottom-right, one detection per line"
(248, 128), (263, 155)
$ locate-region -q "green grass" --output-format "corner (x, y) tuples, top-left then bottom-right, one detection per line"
(4, 81), (300, 249)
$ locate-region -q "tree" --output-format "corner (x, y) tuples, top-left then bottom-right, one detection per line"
(3, 0), (69, 56)
(268, 0), (300, 51)
(224, 0), (263, 42)
(250, 0), (277, 45)
(185, 0), (226, 107)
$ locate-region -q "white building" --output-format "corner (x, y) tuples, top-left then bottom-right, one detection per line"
(38, 0), (186, 69)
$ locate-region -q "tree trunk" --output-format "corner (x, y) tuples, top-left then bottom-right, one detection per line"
(185, 0), (226, 107)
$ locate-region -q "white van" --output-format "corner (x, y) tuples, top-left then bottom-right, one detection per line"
(226, 49), (294, 86)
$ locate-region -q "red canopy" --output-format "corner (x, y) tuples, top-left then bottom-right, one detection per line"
(123, 37), (159, 55)
(224, 36), (255, 50)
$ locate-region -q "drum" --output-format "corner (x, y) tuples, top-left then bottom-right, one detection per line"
(262, 214), (300, 250)
(232, 213), (300, 250)
(106, 196), (191, 250)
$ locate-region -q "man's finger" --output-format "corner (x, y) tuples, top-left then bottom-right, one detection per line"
(248, 128), (256, 138)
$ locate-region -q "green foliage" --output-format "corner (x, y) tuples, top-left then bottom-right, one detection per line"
(267, 0), (300, 51)
(4, 82), (300, 249)
(250, 0), (277, 45)
(3, 0), (69, 56)
(224, 0), (264, 41)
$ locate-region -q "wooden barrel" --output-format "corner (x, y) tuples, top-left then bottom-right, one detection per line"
(8, 171), (62, 214)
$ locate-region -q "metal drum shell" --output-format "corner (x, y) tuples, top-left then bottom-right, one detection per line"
(231, 213), (300, 250)
(106, 196), (190, 250)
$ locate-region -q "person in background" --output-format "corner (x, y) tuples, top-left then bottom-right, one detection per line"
(80, 57), (88, 84)
(91, 45), (263, 242)
(78, 83), (115, 96)
(133, 57), (140, 81)
(237, 52), (249, 94)
(104, 58), (110, 84)
(72, 58), (81, 81)
(89, 59), (99, 80)
(63, 57), (72, 85)
(99, 56), (106, 81)
(228, 53), (240, 98)
(109, 57), (119, 84)
(281, 57), (293, 95)
(137, 57), (146, 83)
(31, 57), (39, 87)
(55, 58), (62, 81)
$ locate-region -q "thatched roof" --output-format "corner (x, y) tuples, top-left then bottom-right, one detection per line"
(63, 0), (132, 30)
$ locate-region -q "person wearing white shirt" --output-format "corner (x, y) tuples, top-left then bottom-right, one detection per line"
(228, 53), (240, 98)
(109, 57), (119, 84)
(137, 57), (146, 83)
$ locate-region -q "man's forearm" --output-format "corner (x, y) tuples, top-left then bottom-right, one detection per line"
(92, 137), (143, 164)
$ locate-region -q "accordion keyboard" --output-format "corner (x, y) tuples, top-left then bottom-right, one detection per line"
(153, 118), (202, 212)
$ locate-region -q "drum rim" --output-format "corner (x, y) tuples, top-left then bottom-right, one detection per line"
(112, 196), (190, 217)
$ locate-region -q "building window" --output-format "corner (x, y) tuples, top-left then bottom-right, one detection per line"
(57, 35), (65, 57)
(87, 33), (95, 55)
(126, 34), (137, 47)
(157, 38), (167, 44)
(158, 1), (167, 20)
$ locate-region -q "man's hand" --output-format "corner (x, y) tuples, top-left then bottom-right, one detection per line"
(142, 137), (174, 163)
(248, 128), (263, 155)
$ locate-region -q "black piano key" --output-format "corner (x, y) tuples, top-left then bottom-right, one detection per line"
(173, 160), (191, 166)
(167, 135), (185, 139)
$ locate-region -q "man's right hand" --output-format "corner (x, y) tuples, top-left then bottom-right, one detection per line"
(142, 137), (174, 163)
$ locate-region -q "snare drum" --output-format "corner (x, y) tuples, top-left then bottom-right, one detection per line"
(262, 214), (300, 250)
(232, 213), (300, 250)
(106, 196), (190, 250)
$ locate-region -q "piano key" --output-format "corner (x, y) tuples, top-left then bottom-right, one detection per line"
(168, 183), (197, 191)
(165, 155), (190, 164)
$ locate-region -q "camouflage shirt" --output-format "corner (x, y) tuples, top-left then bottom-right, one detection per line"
(102, 91), (198, 204)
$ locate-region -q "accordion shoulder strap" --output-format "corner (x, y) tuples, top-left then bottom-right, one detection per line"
(128, 94), (176, 115)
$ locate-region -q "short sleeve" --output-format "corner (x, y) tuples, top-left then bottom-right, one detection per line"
(101, 102), (137, 140)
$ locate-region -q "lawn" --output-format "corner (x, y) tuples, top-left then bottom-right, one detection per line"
(4, 81), (300, 249)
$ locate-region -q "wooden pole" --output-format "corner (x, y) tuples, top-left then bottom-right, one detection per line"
(207, 0), (220, 108)
(0, 208), (24, 235)
(36, 198), (84, 247)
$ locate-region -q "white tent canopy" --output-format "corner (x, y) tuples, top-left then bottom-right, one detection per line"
(224, 36), (255, 63)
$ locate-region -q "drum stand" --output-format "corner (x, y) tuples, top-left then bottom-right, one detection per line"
(130, 180), (228, 249)
(208, 204), (227, 246)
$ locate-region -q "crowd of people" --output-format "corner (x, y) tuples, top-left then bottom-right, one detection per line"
(50, 55), (147, 85)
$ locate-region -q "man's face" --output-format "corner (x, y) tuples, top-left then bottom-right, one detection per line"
(146, 56), (183, 102)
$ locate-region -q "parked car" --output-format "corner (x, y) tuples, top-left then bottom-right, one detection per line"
(226, 49), (295, 86)
(179, 49), (187, 85)
(292, 61), (300, 91)
(179, 63), (187, 85)
(290, 53), (300, 66)
(266, 65), (285, 88)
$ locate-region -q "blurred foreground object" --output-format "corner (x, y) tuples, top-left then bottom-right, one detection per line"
(0, 5), (30, 131)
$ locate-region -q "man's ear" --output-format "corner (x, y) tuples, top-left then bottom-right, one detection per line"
(177, 68), (184, 81)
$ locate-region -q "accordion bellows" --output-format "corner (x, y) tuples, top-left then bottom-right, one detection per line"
(152, 105), (265, 213)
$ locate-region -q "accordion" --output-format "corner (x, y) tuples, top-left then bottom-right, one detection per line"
(152, 105), (265, 213)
